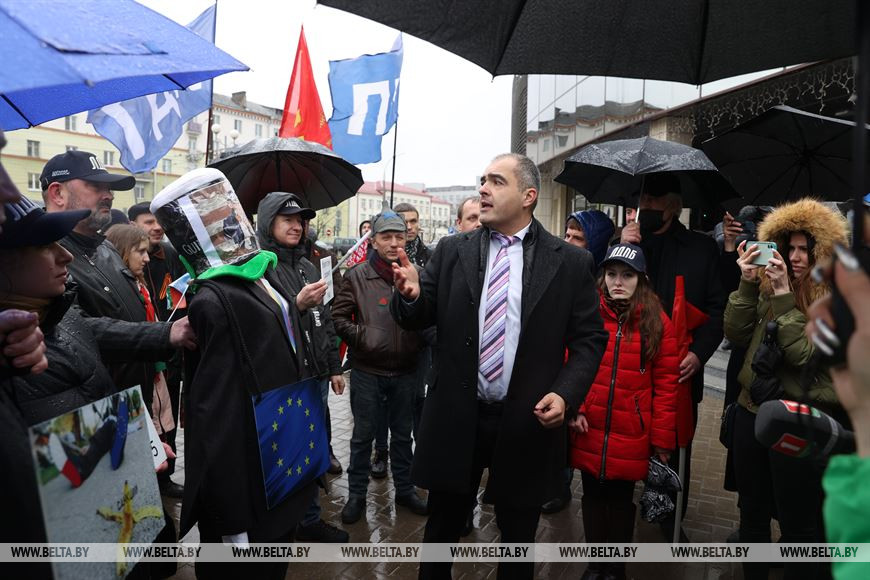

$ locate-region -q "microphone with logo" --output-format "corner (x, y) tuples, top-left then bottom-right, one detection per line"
(755, 400), (855, 458)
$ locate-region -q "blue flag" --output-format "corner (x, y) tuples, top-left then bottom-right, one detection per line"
(86, 5), (216, 174)
(327, 35), (403, 165)
(251, 377), (329, 509)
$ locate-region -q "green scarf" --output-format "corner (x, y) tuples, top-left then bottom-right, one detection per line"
(183, 250), (279, 285)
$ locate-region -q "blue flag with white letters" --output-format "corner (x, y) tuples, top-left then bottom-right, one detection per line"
(86, 5), (216, 174)
(327, 35), (403, 165)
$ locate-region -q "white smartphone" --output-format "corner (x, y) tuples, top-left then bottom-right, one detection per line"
(746, 241), (777, 266)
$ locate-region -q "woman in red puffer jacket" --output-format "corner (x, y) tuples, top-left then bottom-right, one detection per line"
(570, 243), (679, 580)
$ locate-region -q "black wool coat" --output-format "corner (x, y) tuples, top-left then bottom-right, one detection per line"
(637, 221), (726, 403)
(180, 272), (315, 540)
(391, 219), (608, 507)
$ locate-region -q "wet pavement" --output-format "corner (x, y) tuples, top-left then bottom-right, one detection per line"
(166, 351), (761, 580)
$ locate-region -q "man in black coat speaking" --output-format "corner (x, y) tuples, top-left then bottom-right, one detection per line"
(391, 153), (607, 580)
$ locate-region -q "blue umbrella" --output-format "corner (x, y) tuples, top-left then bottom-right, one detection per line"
(0, 0), (247, 130)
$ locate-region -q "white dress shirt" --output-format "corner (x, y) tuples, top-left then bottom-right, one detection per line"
(477, 221), (532, 401)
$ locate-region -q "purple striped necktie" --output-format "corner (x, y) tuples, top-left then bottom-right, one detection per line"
(479, 232), (517, 384)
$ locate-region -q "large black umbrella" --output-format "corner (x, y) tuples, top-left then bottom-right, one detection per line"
(555, 136), (738, 208)
(701, 106), (870, 205)
(208, 137), (364, 215)
(317, 0), (853, 85)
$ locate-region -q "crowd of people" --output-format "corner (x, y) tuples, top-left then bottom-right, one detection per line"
(1, 125), (870, 580)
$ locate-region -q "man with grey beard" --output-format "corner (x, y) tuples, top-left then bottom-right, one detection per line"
(41, 151), (195, 425)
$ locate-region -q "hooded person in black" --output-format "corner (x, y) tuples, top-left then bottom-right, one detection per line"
(256, 191), (348, 543)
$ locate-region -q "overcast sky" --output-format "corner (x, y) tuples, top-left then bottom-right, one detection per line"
(138, 0), (511, 188)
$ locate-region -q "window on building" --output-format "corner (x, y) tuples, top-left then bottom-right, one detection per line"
(162, 159), (172, 173)
(557, 135), (568, 147)
(27, 173), (40, 192)
(26, 140), (40, 158)
(103, 151), (115, 166)
(255, 124), (263, 137)
(64, 115), (77, 131)
(66, 145), (78, 152)
(542, 139), (550, 152)
(213, 114), (221, 126)
(188, 138), (197, 153)
(134, 183), (146, 203)
(234, 119), (243, 132)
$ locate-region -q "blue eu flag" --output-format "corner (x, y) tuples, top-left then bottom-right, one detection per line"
(251, 377), (329, 509)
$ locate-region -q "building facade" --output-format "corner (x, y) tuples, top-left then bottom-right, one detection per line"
(3, 91), (282, 214)
(516, 58), (856, 234)
(312, 181), (452, 245)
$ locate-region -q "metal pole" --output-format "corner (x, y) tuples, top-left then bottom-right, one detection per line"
(673, 447), (686, 543)
(204, 0), (219, 165)
(389, 118), (399, 207)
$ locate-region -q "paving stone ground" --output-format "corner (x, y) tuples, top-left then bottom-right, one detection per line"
(167, 347), (784, 579)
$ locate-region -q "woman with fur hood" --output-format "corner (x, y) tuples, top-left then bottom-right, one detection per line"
(724, 198), (849, 580)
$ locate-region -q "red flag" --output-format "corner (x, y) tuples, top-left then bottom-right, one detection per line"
(279, 28), (332, 148)
(671, 275), (710, 447)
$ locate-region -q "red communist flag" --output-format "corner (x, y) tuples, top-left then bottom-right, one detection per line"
(671, 275), (709, 448)
(279, 27), (332, 148)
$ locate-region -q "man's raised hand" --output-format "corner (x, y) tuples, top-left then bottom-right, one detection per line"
(392, 248), (420, 300)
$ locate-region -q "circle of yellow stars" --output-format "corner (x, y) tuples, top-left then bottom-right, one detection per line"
(269, 395), (317, 478)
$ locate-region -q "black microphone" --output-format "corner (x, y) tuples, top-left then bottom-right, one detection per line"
(755, 399), (855, 458)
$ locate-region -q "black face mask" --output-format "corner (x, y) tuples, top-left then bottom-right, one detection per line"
(638, 209), (666, 236)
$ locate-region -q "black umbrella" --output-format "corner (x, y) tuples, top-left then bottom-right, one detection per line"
(317, 0), (853, 85)
(701, 106), (870, 205)
(555, 136), (738, 208)
(208, 137), (363, 215)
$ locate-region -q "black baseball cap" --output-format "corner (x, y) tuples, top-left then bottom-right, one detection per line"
(40, 150), (136, 191)
(275, 194), (316, 220)
(0, 197), (90, 249)
(600, 243), (647, 273)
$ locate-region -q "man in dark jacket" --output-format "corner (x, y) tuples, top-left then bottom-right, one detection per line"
(256, 191), (348, 543)
(620, 173), (726, 540)
(128, 201), (188, 497)
(332, 207), (428, 524)
(391, 153), (607, 580)
(40, 151), (196, 430)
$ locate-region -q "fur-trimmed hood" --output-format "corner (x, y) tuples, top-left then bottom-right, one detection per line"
(756, 198), (848, 301)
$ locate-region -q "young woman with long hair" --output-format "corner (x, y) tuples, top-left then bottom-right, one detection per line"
(105, 224), (175, 441)
(570, 243), (679, 580)
(725, 199), (849, 580)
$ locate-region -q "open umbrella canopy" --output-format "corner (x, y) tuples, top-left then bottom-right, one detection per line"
(0, 0), (247, 130)
(208, 138), (364, 215)
(318, 0), (853, 85)
(701, 106), (870, 205)
(555, 136), (738, 208)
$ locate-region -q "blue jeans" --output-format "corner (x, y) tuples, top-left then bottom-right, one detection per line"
(348, 369), (415, 498)
(375, 348), (429, 449)
(302, 378), (331, 526)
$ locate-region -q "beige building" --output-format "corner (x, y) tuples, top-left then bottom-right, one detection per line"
(313, 181), (452, 245)
(2, 91), (281, 214)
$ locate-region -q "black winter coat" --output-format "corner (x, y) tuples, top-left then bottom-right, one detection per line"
(256, 192), (341, 378)
(181, 272), (315, 539)
(390, 220), (608, 506)
(636, 221), (726, 403)
(60, 232), (173, 408)
(6, 287), (115, 425)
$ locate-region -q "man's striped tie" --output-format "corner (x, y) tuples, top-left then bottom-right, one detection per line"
(479, 232), (517, 383)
